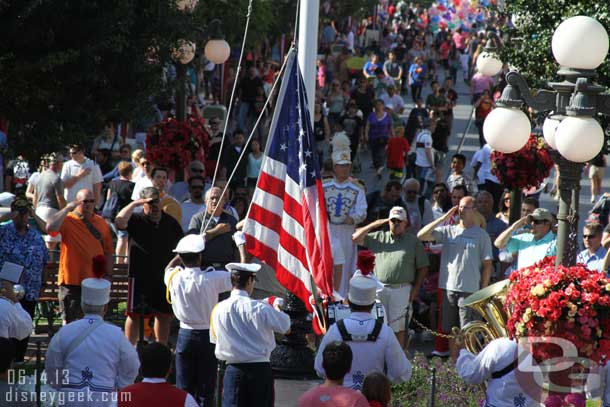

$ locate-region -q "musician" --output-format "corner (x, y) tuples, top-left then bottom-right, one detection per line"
(314, 271), (411, 391)
(456, 337), (541, 407)
(323, 133), (367, 297)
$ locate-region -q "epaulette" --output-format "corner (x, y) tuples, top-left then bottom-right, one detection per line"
(350, 177), (366, 190)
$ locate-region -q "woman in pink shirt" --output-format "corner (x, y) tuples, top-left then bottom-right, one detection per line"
(452, 27), (467, 52)
(470, 71), (494, 104)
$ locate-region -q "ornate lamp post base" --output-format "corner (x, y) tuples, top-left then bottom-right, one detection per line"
(270, 293), (318, 379)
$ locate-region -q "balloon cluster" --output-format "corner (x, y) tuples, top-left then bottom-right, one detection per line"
(425, 0), (491, 33)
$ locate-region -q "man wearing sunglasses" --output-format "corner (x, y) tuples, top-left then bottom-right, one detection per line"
(494, 207), (557, 271)
(46, 189), (114, 324)
(576, 223), (606, 272)
(169, 160), (207, 202)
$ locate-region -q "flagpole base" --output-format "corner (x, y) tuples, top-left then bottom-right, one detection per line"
(270, 293), (317, 379)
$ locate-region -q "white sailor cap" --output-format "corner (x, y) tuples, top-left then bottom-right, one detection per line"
(173, 234), (205, 254)
(348, 273), (377, 306)
(81, 278), (111, 306)
(226, 263), (261, 275)
(332, 150), (351, 165)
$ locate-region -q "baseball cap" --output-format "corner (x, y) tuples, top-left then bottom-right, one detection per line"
(173, 235), (205, 254)
(529, 208), (553, 223)
(388, 206), (407, 221)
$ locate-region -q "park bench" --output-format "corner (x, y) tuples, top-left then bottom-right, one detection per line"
(36, 261), (129, 336)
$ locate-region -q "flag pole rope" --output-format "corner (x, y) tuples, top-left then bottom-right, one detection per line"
(209, 0), (254, 190)
(203, 46), (294, 232)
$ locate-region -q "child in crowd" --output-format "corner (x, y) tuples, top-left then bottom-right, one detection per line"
(386, 130), (410, 181)
(362, 372), (392, 407)
(445, 153), (477, 194)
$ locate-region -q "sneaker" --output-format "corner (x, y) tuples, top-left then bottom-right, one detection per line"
(591, 195), (597, 203)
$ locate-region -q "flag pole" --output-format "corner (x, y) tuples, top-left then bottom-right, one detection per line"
(297, 0), (319, 127)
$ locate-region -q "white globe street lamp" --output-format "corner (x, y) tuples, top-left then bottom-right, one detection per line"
(476, 51), (503, 77)
(554, 116), (604, 162)
(483, 107), (531, 153)
(481, 15), (610, 267)
(552, 16), (609, 70)
(542, 116), (561, 150)
(205, 39), (231, 64)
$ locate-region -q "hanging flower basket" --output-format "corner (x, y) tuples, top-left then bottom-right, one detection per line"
(506, 256), (610, 364)
(146, 116), (209, 171)
(491, 134), (554, 190)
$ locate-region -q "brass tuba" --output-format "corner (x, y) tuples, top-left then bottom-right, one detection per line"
(453, 279), (510, 354)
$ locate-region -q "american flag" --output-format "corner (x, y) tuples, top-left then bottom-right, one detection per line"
(243, 51), (334, 310)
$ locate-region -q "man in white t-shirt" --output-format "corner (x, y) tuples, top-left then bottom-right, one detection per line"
(472, 143), (502, 211)
(60, 144), (103, 207)
(414, 118), (435, 197)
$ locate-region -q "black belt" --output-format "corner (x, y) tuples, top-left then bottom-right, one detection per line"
(491, 359), (518, 379)
(227, 362), (270, 367)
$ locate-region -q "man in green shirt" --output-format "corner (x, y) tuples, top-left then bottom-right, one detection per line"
(353, 206), (429, 348)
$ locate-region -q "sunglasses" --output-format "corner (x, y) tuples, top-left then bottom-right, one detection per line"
(504, 197), (511, 201)
(141, 161), (150, 166)
(82, 199), (95, 204)
(432, 189), (445, 194)
(531, 219), (547, 225)
(583, 234), (599, 239)
(389, 218), (403, 223)
(190, 185), (204, 190)
(190, 168), (204, 173)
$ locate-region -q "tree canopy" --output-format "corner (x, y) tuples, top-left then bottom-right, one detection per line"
(500, 1), (610, 88)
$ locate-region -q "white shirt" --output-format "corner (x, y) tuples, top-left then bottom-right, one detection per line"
(415, 130), (433, 168)
(45, 314), (140, 402)
(457, 338), (540, 407)
(380, 94), (405, 113)
(314, 312), (412, 390)
(180, 201), (206, 232)
(61, 158), (103, 201)
(323, 177), (367, 225)
(472, 144), (500, 184)
(0, 298), (33, 340)
(210, 290), (290, 364)
(131, 176), (153, 201)
(164, 266), (232, 330)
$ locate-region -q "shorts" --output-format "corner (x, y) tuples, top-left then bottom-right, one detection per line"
(126, 277), (173, 317)
(377, 283), (412, 332)
(589, 165), (605, 179)
(441, 289), (477, 333)
(109, 221), (129, 238)
(58, 285), (83, 323)
(36, 206), (62, 242)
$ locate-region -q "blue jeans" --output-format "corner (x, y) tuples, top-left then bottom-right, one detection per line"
(238, 102), (251, 133)
(222, 363), (273, 407)
(176, 328), (217, 406)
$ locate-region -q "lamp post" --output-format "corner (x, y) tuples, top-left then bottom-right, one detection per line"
(483, 15), (610, 267)
(172, 10), (231, 122)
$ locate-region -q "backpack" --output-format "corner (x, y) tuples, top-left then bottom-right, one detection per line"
(102, 189), (120, 221)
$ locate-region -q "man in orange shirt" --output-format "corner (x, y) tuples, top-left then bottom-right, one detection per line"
(47, 188), (113, 323)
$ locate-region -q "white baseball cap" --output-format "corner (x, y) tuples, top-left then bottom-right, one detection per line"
(388, 206), (407, 221)
(173, 234), (205, 254)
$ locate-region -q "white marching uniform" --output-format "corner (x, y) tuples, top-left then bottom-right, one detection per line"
(314, 312), (412, 390)
(210, 290), (290, 363)
(323, 177), (367, 297)
(0, 298), (33, 339)
(456, 337), (540, 407)
(45, 314), (140, 406)
(164, 266), (232, 329)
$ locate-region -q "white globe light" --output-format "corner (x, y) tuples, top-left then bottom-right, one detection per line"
(175, 0), (198, 12)
(555, 117), (604, 162)
(552, 16), (609, 69)
(483, 107), (531, 153)
(542, 117), (561, 150)
(205, 39), (231, 64)
(476, 52), (503, 76)
(172, 40), (196, 64)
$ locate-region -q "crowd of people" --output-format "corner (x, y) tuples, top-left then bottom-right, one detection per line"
(2, 1), (610, 406)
